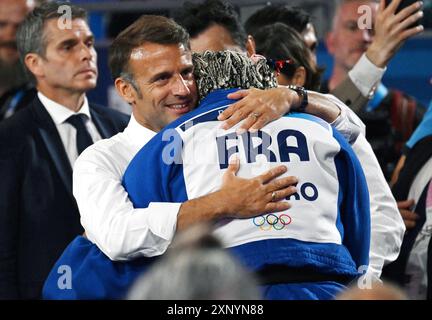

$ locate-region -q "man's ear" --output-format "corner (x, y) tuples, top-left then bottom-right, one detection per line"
(24, 53), (44, 79)
(292, 66), (307, 87)
(245, 35), (256, 57)
(114, 78), (136, 105)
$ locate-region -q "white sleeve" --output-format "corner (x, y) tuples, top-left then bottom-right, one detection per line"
(348, 53), (386, 98)
(73, 147), (180, 261)
(322, 93), (366, 143)
(351, 134), (406, 278)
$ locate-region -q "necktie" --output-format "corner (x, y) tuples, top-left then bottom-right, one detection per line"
(65, 114), (94, 155)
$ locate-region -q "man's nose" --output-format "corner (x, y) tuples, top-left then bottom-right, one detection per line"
(172, 74), (191, 96)
(79, 43), (95, 62)
(359, 28), (373, 43)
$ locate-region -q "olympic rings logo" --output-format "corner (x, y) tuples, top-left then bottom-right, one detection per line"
(252, 213), (292, 231)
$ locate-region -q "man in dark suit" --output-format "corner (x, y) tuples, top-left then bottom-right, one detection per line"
(0, 2), (128, 299)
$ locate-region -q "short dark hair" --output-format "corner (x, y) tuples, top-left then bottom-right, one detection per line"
(245, 5), (311, 38)
(16, 1), (88, 84)
(108, 15), (190, 88)
(174, 0), (247, 50)
(254, 23), (323, 91)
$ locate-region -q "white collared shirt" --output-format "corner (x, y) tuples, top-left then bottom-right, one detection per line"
(348, 53), (386, 98)
(73, 115), (181, 261)
(38, 92), (102, 166)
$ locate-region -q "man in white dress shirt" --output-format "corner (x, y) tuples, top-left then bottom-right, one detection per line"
(71, 13), (368, 269)
(0, 2), (128, 299)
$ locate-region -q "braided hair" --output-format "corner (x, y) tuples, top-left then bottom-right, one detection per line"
(192, 50), (277, 103)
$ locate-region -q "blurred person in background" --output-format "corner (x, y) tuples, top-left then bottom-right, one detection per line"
(325, 0), (425, 180)
(336, 280), (408, 300)
(127, 224), (261, 300)
(246, 0), (425, 180)
(0, 0), (37, 120)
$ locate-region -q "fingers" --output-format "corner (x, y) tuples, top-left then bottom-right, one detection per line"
(258, 165), (288, 184)
(400, 209), (419, 229)
(264, 201), (291, 214)
(394, 1), (423, 23)
(236, 112), (258, 134)
(394, 11), (424, 36)
(218, 90), (249, 122)
(404, 219), (416, 229)
(397, 199), (415, 209)
(218, 104), (238, 122)
(249, 114), (270, 133)
(400, 209), (419, 221)
(397, 24), (424, 41)
(384, 0), (402, 14)
(227, 89), (249, 100)
(224, 156), (240, 178)
(398, 199), (418, 229)
(265, 176), (298, 193)
(219, 101), (247, 130)
(267, 186), (297, 203)
(228, 109), (272, 134)
(379, 0), (386, 13)
(219, 87), (286, 132)
(236, 112), (263, 134)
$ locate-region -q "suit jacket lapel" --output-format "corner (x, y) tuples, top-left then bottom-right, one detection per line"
(90, 106), (112, 139)
(32, 97), (73, 196)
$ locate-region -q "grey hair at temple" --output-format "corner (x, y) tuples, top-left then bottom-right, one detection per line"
(192, 50), (278, 103)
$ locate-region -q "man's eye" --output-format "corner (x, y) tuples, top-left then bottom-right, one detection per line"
(155, 76), (169, 84)
(347, 23), (358, 32)
(182, 71), (194, 79)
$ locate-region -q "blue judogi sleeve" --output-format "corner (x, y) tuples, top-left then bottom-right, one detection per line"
(333, 129), (370, 269)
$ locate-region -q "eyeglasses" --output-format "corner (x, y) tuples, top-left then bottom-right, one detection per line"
(266, 58), (295, 76)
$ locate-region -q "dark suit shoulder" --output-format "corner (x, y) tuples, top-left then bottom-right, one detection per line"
(90, 103), (129, 122)
(0, 106), (37, 148)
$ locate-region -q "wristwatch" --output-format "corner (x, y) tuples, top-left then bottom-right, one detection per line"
(287, 85), (308, 112)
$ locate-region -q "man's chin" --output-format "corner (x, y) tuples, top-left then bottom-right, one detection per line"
(349, 52), (364, 67)
(77, 80), (97, 92)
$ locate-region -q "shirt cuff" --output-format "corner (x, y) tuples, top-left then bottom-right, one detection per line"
(348, 53), (386, 98)
(145, 202), (181, 241)
(326, 93), (366, 143)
